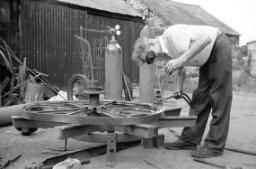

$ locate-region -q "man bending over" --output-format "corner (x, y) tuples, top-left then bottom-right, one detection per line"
(132, 24), (232, 158)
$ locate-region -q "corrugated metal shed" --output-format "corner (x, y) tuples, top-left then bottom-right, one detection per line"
(138, 0), (240, 36)
(57, 0), (143, 17)
(19, 0), (143, 89)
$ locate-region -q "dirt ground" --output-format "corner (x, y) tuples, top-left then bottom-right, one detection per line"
(0, 91), (256, 169)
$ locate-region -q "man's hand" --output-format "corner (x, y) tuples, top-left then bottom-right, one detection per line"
(165, 58), (184, 75)
(173, 91), (183, 99)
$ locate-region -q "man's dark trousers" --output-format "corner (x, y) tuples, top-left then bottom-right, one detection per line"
(180, 33), (233, 153)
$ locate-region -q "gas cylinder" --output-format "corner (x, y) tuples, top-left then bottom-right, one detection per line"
(105, 36), (122, 100)
(138, 25), (155, 103)
(139, 63), (154, 103)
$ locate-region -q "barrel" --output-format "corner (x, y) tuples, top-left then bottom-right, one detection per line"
(247, 41), (256, 77)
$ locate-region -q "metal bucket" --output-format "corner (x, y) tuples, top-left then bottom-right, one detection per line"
(25, 82), (44, 103)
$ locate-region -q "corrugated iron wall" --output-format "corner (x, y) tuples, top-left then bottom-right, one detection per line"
(0, 23), (19, 54)
(0, 0), (20, 58)
(20, 0), (143, 89)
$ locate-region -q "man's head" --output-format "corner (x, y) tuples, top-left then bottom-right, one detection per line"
(132, 37), (162, 64)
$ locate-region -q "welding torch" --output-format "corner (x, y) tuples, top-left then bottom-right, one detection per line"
(158, 91), (192, 106)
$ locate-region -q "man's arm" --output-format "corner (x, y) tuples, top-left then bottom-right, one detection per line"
(179, 35), (211, 65)
(165, 35), (211, 75)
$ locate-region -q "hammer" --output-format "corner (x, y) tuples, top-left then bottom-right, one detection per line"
(193, 158), (243, 169)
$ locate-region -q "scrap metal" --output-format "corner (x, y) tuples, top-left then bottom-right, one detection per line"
(0, 37), (64, 106)
(25, 141), (140, 169)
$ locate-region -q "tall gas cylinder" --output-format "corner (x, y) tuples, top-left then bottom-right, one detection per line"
(105, 36), (122, 100)
(139, 25), (155, 103)
(139, 63), (154, 103)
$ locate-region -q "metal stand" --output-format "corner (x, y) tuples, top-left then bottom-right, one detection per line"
(12, 98), (197, 166)
(83, 87), (104, 107)
(106, 132), (117, 166)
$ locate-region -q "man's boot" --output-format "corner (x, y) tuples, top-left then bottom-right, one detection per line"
(191, 146), (222, 158)
(164, 139), (197, 150)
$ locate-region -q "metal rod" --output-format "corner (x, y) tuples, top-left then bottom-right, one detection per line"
(225, 147), (256, 156)
(82, 27), (108, 34)
(74, 34), (95, 81)
(64, 139), (68, 151)
(121, 71), (132, 101)
(157, 68), (162, 97)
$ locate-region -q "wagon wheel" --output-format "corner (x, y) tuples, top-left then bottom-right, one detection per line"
(67, 74), (90, 101)
(13, 101), (161, 139)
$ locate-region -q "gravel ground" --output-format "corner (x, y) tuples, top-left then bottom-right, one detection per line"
(0, 91), (256, 169)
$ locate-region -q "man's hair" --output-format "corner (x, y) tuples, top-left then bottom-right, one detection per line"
(132, 37), (149, 63)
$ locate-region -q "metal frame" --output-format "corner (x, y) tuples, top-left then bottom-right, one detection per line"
(12, 100), (196, 166)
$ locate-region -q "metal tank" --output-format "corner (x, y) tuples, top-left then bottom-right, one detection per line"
(105, 35), (122, 100)
(139, 63), (154, 103)
(138, 25), (156, 104)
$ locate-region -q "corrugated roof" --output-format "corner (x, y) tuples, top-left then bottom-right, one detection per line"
(56, 0), (143, 18)
(139, 0), (240, 35)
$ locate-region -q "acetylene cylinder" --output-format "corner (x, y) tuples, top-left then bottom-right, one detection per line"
(105, 36), (122, 100)
(139, 63), (154, 103)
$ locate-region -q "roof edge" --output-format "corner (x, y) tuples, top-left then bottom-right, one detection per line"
(170, 0), (201, 7)
(37, 0), (144, 23)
